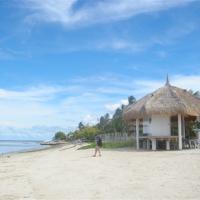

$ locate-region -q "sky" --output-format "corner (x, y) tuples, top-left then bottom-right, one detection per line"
(0, 0), (200, 140)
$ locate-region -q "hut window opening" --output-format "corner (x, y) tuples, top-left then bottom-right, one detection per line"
(171, 115), (178, 136)
(139, 119), (143, 136)
(184, 116), (197, 139)
(143, 117), (151, 136)
(149, 117), (152, 123)
(157, 140), (166, 150)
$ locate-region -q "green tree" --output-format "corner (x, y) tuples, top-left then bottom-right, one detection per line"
(112, 107), (126, 133)
(128, 96), (136, 105)
(195, 121), (200, 129)
(54, 131), (66, 140)
(104, 113), (110, 121)
(99, 116), (105, 127)
(113, 108), (122, 119)
(78, 122), (85, 130)
(193, 91), (200, 98)
(121, 104), (126, 110)
(71, 126), (100, 141)
(68, 95), (137, 139)
(98, 113), (110, 133)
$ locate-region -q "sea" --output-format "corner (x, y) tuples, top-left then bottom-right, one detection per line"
(0, 140), (49, 154)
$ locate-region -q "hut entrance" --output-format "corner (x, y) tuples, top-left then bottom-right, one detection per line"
(184, 116), (197, 139)
(171, 115), (178, 136)
(170, 115), (197, 139)
(156, 140), (166, 150)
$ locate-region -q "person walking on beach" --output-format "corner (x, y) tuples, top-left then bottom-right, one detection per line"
(93, 135), (102, 157)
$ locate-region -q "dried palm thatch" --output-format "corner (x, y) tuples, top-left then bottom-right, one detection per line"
(123, 81), (200, 121)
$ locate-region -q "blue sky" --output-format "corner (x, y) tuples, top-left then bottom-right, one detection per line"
(0, 0), (200, 140)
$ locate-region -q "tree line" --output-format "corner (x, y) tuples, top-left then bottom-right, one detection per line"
(54, 96), (136, 141)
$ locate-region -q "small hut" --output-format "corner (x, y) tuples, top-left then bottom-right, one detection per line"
(123, 77), (200, 150)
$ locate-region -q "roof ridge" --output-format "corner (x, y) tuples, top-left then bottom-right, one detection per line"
(165, 74), (170, 86)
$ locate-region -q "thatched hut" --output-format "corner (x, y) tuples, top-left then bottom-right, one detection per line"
(123, 77), (200, 150)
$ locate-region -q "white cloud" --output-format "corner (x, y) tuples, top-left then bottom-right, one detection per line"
(153, 21), (197, 46)
(172, 75), (200, 91)
(0, 86), (58, 101)
(16, 0), (197, 55)
(105, 99), (129, 112)
(82, 114), (98, 125)
(0, 48), (30, 60)
(0, 85), (82, 129)
(105, 103), (121, 112)
(0, 85), (83, 102)
(131, 74), (200, 97)
(0, 125), (70, 140)
(95, 39), (144, 52)
(121, 99), (129, 105)
(23, 0), (195, 27)
(0, 49), (13, 60)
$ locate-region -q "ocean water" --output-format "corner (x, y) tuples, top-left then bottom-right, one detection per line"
(0, 140), (48, 154)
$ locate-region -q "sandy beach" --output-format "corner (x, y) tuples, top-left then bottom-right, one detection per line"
(1, 145), (200, 200)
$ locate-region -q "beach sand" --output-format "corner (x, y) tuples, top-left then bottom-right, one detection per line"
(1, 145), (200, 200)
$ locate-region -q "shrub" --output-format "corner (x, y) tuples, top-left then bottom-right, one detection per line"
(54, 131), (66, 141)
(72, 126), (100, 141)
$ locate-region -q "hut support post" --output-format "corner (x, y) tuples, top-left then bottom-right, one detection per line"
(166, 140), (170, 150)
(147, 140), (150, 150)
(182, 116), (185, 138)
(136, 119), (139, 150)
(152, 139), (156, 151)
(178, 114), (183, 150)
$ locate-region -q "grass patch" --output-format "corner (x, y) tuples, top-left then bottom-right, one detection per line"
(78, 140), (135, 150)
(78, 143), (96, 150)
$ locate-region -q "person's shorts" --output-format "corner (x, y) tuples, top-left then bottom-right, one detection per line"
(97, 143), (102, 147)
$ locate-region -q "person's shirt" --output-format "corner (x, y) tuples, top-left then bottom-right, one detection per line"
(95, 136), (102, 146)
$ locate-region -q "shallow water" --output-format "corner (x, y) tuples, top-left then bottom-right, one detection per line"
(0, 140), (48, 154)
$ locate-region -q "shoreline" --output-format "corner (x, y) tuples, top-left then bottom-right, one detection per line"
(0, 143), (70, 157)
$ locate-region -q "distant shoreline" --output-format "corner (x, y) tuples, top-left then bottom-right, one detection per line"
(0, 143), (67, 156)
(0, 140), (68, 156)
(0, 139), (42, 142)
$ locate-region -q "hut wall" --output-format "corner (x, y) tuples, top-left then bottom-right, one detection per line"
(149, 115), (170, 136)
(143, 117), (151, 134)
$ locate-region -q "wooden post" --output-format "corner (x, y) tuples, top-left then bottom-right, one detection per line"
(178, 114), (182, 150)
(182, 116), (185, 139)
(152, 139), (156, 151)
(136, 119), (139, 150)
(147, 140), (150, 150)
(166, 140), (170, 150)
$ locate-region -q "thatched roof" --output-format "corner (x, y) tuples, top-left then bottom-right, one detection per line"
(123, 79), (200, 121)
